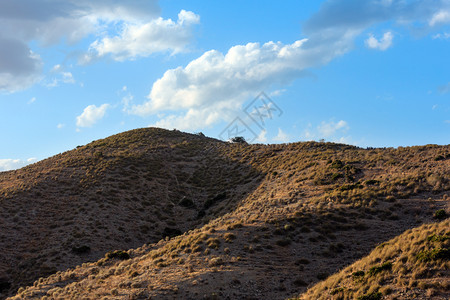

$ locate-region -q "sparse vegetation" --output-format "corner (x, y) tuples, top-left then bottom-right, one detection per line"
(1, 128), (448, 299)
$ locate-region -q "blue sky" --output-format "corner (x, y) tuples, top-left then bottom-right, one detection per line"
(1, 0), (449, 171)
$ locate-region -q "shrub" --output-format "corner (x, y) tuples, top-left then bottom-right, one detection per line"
(71, 245), (91, 254)
(330, 287), (344, 295)
(368, 261), (392, 276)
(295, 258), (310, 265)
(427, 234), (449, 242)
(275, 238), (291, 247)
(293, 278), (308, 286)
(417, 248), (450, 262)
(331, 160), (344, 169)
(106, 250), (130, 260)
(434, 209), (447, 220)
(352, 270), (365, 278)
(206, 238), (221, 249)
(224, 233), (236, 242)
(230, 136), (247, 144)
(179, 197), (195, 208)
(209, 257), (224, 266)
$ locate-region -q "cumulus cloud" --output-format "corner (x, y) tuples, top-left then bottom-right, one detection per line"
(87, 10), (199, 61)
(0, 158), (37, 171)
(0, 1), (199, 92)
(365, 31), (393, 50)
(131, 0), (450, 131)
(76, 104), (110, 127)
(132, 38), (353, 130)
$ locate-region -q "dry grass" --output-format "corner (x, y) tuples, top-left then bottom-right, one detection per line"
(298, 219), (449, 300)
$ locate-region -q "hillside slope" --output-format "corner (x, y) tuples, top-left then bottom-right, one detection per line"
(1, 128), (449, 299)
(0, 128), (262, 298)
(299, 219), (449, 299)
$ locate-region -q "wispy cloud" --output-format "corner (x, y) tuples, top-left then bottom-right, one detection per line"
(303, 119), (350, 142)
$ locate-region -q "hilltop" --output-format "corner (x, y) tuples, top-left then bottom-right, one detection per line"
(0, 128), (448, 299)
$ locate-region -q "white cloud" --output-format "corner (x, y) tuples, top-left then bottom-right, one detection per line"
(131, 0), (450, 131)
(28, 97), (36, 104)
(0, 158), (37, 171)
(273, 128), (290, 143)
(86, 10), (200, 61)
(429, 9), (450, 26)
(132, 37), (355, 130)
(76, 104), (110, 127)
(302, 120), (350, 142)
(365, 31), (393, 50)
(0, 1), (199, 92)
(57, 123), (65, 129)
(255, 129), (268, 143)
(318, 120), (349, 137)
(45, 71), (75, 88)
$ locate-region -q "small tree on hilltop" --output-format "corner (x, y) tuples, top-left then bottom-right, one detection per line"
(230, 136), (247, 144)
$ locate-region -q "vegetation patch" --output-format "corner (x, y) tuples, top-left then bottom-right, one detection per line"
(105, 250), (130, 260)
(416, 248), (450, 262)
(367, 261), (392, 276)
(357, 291), (382, 300)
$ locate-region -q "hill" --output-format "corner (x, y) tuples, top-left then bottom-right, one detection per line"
(0, 128), (449, 299)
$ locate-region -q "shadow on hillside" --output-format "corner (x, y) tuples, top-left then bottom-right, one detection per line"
(0, 137), (266, 298)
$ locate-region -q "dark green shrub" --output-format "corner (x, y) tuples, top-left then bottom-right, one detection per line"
(106, 250), (130, 260)
(427, 234), (449, 242)
(368, 261), (392, 276)
(230, 136), (247, 144)
(71, 245), (91, 254)
(434, 209), (447, 220)
(275, 238), (291, 247)
(331, 160), (344, 169)
(293, 278), (308, 286)
(330, 287), (344, 295)
(352, 270), (365, 278)
(162, 227), (182, 238)
(417, 248), (450, 262)
(357, 291), (382, 300)
(179, 197), (195, 208)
